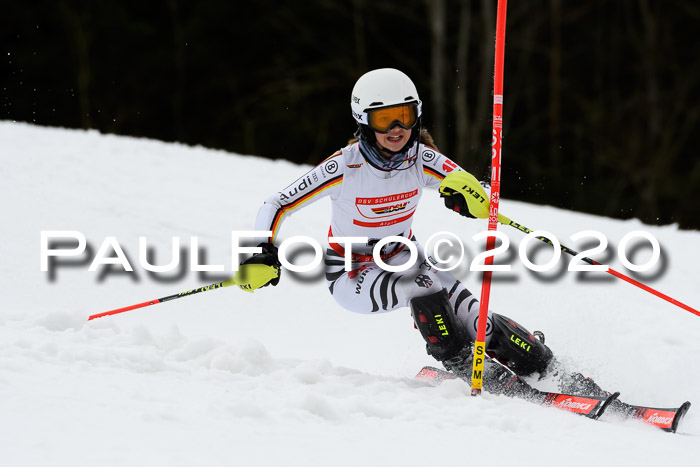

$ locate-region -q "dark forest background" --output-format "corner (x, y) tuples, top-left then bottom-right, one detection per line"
(2, 0), (699, 228)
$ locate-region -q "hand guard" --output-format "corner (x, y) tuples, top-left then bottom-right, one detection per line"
(438, 171), (490, 219)
(241, 243), (281, 288)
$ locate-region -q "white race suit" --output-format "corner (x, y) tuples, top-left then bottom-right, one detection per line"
(253, 141), (493, 344)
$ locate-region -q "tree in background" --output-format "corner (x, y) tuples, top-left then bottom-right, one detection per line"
(2, 0), (698, 228)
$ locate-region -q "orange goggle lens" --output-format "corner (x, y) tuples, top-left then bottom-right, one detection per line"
(368, 104), (418, 133)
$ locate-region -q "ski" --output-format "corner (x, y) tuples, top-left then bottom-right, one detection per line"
(416, 365), (692, 432)
(416, 366), (618, 419)
(608, 399), (692, 433)
(416, 366), (461, 383)
(531, 388), (619, 420)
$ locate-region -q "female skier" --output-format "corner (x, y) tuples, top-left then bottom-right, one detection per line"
(242, 68), (559, 395)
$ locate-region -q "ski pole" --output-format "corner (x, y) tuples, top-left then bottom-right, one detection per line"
(497, 213), (700, 317)
(87, 263), (279, 321)
(451, 172), (700, 317)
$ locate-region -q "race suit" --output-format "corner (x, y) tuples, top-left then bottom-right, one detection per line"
(253, 141), (493, 344)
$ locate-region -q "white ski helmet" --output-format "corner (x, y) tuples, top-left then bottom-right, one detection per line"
(351, 68), (423, 129)
(350, 68), (423, 171)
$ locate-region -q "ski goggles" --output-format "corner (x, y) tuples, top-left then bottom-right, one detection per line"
(367, 104), (419, 133)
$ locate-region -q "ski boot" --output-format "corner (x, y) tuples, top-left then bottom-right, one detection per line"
(558, 371), (611, 398)
(440, 347), (534, 398)
(532, 330), (545, 344)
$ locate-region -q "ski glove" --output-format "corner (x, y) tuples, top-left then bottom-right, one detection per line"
(441, 190), (475, 218)
(438, 171), (490, 219)
(241, 243), (281, 287)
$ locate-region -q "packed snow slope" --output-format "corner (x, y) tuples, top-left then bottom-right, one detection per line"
(1, 122), (699, 467)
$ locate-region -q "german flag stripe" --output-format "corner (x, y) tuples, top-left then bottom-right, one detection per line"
(269, 174), (343, 241)
(318, 150), (342, 165)
(274, 151), (342, 199)
(423, 166), (446, 181)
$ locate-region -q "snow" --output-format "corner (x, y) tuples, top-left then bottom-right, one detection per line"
(1, 121), (699, 466)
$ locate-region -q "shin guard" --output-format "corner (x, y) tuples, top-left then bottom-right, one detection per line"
(411, 289), (469, 361)
(487, 313), (553, 376)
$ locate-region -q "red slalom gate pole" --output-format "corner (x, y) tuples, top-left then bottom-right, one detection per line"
(471, 0), (508, 396)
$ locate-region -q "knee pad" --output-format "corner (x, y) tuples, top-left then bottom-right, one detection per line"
(411, 289), (469, 361)
(487, 313), (553, 376)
